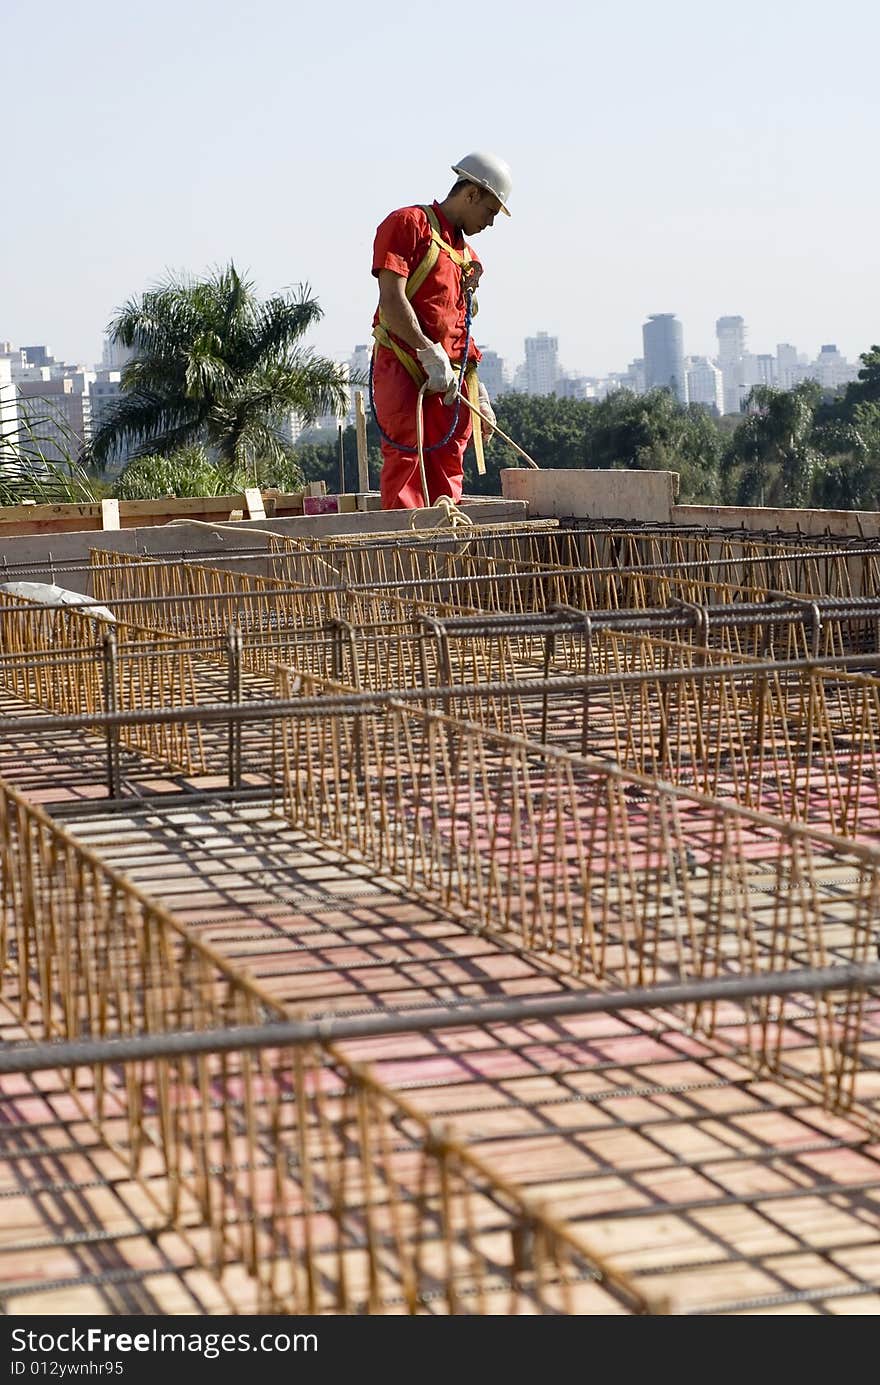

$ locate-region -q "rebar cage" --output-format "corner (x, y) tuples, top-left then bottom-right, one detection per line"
(1, 516), (880, 1315)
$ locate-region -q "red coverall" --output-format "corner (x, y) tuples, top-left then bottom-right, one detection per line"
(371, 201), (482, 510)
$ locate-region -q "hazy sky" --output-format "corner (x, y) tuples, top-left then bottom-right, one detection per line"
(2, 0), (879, 378)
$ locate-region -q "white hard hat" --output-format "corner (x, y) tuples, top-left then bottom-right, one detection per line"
(451, 151), (512, 216)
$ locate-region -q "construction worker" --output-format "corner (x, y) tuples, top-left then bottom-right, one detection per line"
(370, 152), (512, 510)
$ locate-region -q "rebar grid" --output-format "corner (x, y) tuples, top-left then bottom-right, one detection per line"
(296, 622), (880, 841)
(559, 647), (880, 838)
(254, 586), (852, 691)
(7, 612), (880, 843)
(559, 524), (880, 603)
(4, 520), (880, 1315)
(269, 521), (569, 593)
(5, 515), (880, 584)
(86, 539), (880, 666)
(89, 544), (810, 636)
(0, 773), (659, 1316)
(89, 548), (523, 695)
(85, 545), (880, 699)
(265, 524), (880, 610)
(0, 594), (209, 776)
(273, 667), (880, 1117)
(5, 970), (880, 1317)
(25, 547), (880, 689)
(76, 539), (880, 628)
(90, 550), (401, 669)
(0, 586), (306, 788)
(38, 792), (880, 1318)
(137, 580), (877, 842)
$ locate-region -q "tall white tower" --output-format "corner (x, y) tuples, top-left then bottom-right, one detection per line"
(715, 316), (746, 414)
(523, 332), (559, 396)
(685, 356), (723, 414)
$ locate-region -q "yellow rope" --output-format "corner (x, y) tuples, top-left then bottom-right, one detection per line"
(410, 382), (475, 534)
(409, 493), (475, 535)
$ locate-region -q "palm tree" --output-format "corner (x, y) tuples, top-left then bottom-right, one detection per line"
(723, 383), (822, 507)
(83, 263), (348, 477)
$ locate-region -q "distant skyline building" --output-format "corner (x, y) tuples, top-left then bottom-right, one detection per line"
(642, 314), (687, 404)
(346, 343), (372, 421)
(776, 343), (801, 391)
(756, 354), (776, 387)
(477, 348), (507, 399)
(2, 347), (50, 387)
(0, 319), (866, 475)
(314, 360), (350, 432)
(101, 336), (137, 373)
(739, 352), (763, 401)
(523, 332), (559, 396)
(623, 358), (646, 394)
(277, 410), (305, 447)
(685, 356), (723, 415)
(90, 369), (145, 472)
(813, 343), (858, 391)
(0, 343), (27, 373)
(716, 315), (746, 414)
(23, 345), (54, 370)
(17, 376), (91, 463)
(581, 378), (606, 400)
(556, 374), (591, 400)
(89, 371), (122, 418)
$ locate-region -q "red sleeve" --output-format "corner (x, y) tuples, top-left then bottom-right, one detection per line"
(372, 206), (429, 279)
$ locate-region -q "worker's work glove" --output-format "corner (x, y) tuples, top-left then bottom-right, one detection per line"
(417, 342), (456, 396)
(478, 381), (496, 441)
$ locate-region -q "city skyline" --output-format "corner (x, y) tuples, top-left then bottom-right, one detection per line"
(2, 0), (879, 392)
(471, 318), (861, 406)
(6, 223), (878, 383)
(4, 307), (870, 402)
(2, 309), (863, 471)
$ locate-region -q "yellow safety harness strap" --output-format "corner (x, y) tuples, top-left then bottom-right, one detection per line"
(465, 363), (485, 475)
(405, 208), (443, 298)
(371, 323), (424, 386)
(407, 205), (471, 295)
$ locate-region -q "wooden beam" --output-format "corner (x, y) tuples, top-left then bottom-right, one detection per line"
(355, 391), (369, 493)
(243, 488), (266, 521)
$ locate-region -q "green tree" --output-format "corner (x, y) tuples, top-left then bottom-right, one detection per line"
(810, 408), (880, 510)
(840, 345), (880, 415)
(491, 395), (593, 470)
(586, 389), (722, 502)
(84, 263), (348, 479)
(113, 445), (241, 499)
(462, 394), (592, 495)
(722, 383), (823, 506)
(113, 444), (306, 500)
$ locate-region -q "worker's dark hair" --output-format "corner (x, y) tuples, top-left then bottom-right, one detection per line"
(447, 177), (487, 198)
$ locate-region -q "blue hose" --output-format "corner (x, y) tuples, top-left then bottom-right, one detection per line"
(368, 291), (473, 454)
